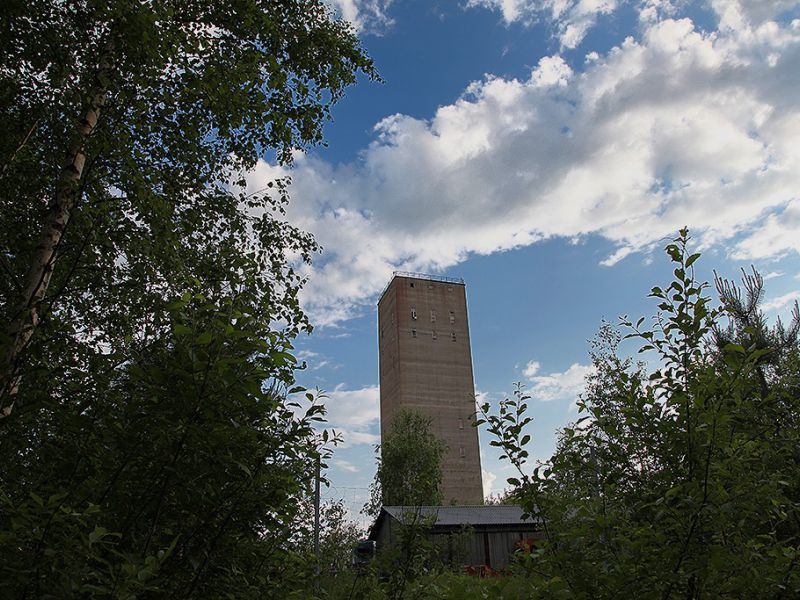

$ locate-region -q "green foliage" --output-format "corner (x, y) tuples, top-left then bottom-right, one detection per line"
(0, 0), (376, 410)
(379, 508), (444, 600)
(0, 1), (375, 597)
(0, 285), (332, 597)
(320, 512), (487, 600)
(415, 570), (551, 600)
(481, 229), (800, 598)
(318, 500), (365, 574)
(357, 407), (476, 600)
(366, 410), (447, 516)
(320, 569), (550, 600)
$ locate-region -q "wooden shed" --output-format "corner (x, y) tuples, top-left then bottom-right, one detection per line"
(368, 505), (543, 571)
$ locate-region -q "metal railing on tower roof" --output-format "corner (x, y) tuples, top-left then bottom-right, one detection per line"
(392, 271), (464, 285)
(377, 271), (465, 304)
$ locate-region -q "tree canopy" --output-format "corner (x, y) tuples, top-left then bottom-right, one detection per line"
(366, 410), (447, 515)
(0, 1), (375, 596)
(0, 0), (376, 411)
(479, 229), (800, 598)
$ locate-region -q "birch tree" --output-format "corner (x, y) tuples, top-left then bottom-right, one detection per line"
(0, 0), (376, 414)
(0, 1), (375, 595)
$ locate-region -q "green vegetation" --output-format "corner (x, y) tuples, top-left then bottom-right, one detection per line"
(0, 0), (376, 413)
(316, 500), (365, 575)
(1, 2), (797, 597)
(318, 514), (490, 600)
(479, 229), (800, 598)
(365, 409), (447, 516)
(320, 570), (543, 600)
(319, 229), (800, 599)
(0, 1), (374, 597)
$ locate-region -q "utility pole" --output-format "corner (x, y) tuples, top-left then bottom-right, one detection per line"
(313, 454), (321, 592)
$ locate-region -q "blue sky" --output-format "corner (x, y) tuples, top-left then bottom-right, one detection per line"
(246, 0), (800, 517)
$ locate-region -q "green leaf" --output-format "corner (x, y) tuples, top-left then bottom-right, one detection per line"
(173, 323), (192, 336)
(666, 244), (681, 262)
(685, 252), (701, 267)
(724, 343), (746, 354)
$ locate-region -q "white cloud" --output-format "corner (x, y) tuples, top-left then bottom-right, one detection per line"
(334, 459), (360, 472)
(474, 389), (492, 411)
(712, 0), (799, 31)
(245, 12), (800, 326)
(325, 0), (394, 33)
(319, 385), (380, 447)
(466, 0), (531, 24)
(531, 55), (573, 86)
(482, 468), (499, 497)
(296, 350), (319, 362)
(761, 290), (800, 312)
(324, 384), (380, 428)
(466, 0), (620, 48)
(639, 0), (678, 25)
(600, 245), (635, 267)
(335, 429), (381, 448)
(522, 360), (541, 378)
(733, 200), (800, 260)
(467, 1), (799, 47)
(296, 349), (332, 370)
(525, 362), (594, 403)
(763, 271), (784, 280)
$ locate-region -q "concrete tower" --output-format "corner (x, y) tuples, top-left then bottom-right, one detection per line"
(378, 272), (483, 505)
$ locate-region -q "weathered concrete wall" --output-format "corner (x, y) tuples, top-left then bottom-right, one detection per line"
(378, 275), (484, 505)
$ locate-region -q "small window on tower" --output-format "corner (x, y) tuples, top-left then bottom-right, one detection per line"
(432, 330), (437, 340)
(451, 331), (457, 342)
(411, 329), (417, 338)
(411, 307), (417, 320)
(459, 446), (466, 458)
(449, 311), (455, 324)
(430, 310), (436, 322)
(410, 282), (414, 288)
(458, 418), (464, 430)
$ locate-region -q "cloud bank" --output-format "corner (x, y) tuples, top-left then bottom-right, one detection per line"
(468, 0), (800, 48)
(525, 361), (594, 404)
(247, 3), (800, 326)
(323, 384), (381, 447)
(325, 0), (394, 33)
(467, 0), (621, 48)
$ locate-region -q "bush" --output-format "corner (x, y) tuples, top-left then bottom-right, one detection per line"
(479, 229), (800, 598)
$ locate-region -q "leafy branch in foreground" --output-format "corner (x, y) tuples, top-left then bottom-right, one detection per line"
(476, 383), (533, 486)
(479, 228), (800, 599)
(0, 0), (377, 414)
(0, 1), (377, 596)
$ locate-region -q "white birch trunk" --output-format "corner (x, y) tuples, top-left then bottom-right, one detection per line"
(1, 50), (113, 416)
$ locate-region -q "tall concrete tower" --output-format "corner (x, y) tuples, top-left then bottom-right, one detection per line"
(378, 272), (483, 505)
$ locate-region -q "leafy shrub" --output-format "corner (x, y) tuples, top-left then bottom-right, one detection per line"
(479, 229), (800, 599)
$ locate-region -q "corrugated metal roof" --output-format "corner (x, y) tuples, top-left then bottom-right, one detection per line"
(381, 505), (539, 526)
